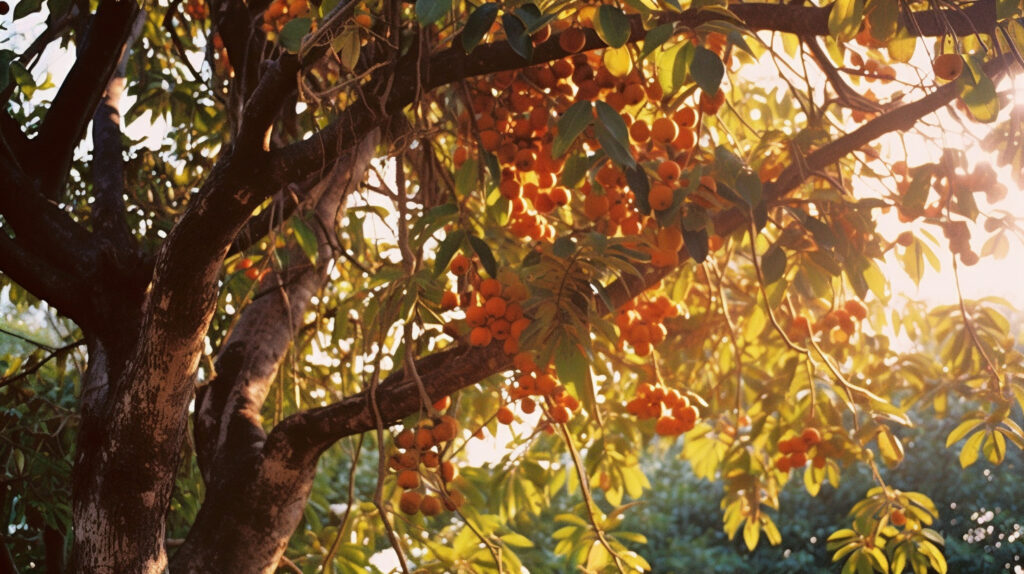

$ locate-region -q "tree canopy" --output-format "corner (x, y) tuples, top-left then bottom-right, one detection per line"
(1, 0), (1023, 571)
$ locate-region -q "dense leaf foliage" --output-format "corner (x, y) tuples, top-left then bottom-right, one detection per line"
(2, 0), (1024, 571)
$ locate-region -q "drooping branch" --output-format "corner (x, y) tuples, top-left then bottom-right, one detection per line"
(33, 0), (139, 199)
(268, 46), (1015, 459)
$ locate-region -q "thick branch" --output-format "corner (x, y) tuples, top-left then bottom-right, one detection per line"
(194, 131), (378, 486)
(91, 16), (144, 257)
(34, 0), (139, 199)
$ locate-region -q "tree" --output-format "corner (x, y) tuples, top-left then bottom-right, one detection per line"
(1, 0), (1022, 570)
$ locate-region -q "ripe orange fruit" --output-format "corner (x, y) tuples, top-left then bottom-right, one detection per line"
(432, 416), (459, 442)
(674, 107), (697, 128)
(650, 117), (679, 145)
(465, 305), (488, 326)
(450, 253), (471, 274)
(550, 405), (571, 423)
(801, 427), (822, 446)
(629, 119), (650, 142)
(698, 89), (725, 115)
(656, 226), (684, 251)
(420, 450), (440, 468)
(440, 290), (459, 310)
(558, 27), (587, 53)
(399, 491), (422, 514)
(397, 469), (420, 489)
(414, 427), (434, 449)
(469, 326), (493, 346)
(932, 53), (963, 81)
(420, 495), (443, 516)
(657, 160), (681, 183)
(584, 193), (610, 220)
(648, 184), (674, 211)
(440, 460), (457, 482)
(496, 406), (514, 425)
(479, 278), (502, 298)
(843, 300), (868, 321)
(484, 296), (507, 317)
(395, 429), (415, 450)
(788, 316), (811, 342)
(890, 508), (907, 527)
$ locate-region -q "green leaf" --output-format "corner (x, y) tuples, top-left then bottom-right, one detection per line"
(501, 13), (533, 62)
(433, 230), (466, 275)
(469, 235), (498, 277)
(959, 429), (985, 468)
(867, 0), (898, 42)
(454, 157), (479, 198)
(9, 62), (36, 98)
(624, 164), (651, 214)
(595, 5), (631, 48)
(594, 123), (635, 168)
(290, 217), (319, 264)
(958, 72), (999, 123)
(828, 0), (864, 41)
(683, 228), (709, 263)
(640, 23), (675, 60)
(594, 101), (629, 145)
(279, 18), (312, 53)
(552, 101), (593, 158)
(13, 0), (43, 20)
(761, 245), (787, 284)
(462, 3), (499, 53)
(734, 171), (762, 206)
(656, 41), (693, 96)
(887, 25), (916, 62)
(743, 517), (761, 551)
(415, 0), (451, 25)
(691, 46), (725, 95)
(500, 533), (535, 548)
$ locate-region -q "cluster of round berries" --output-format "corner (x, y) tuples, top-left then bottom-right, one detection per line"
(261, 0), (310, 34)
(788, 299), (868, 345)
(184, 0), (208, 20)
(443, 256), (531, 353)
(390, 416), (464, 516)
(774, 427), (824, 473)
(615, 295), (679, 356)
(625, 383), (700, 436)
(496, 352), (581, 426)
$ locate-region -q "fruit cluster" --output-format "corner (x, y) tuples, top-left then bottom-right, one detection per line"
(625, 382), (700, 436)
(787, 299), (868, 345)
(774, 427), (823, 472)
(444, 258), (531, 354)
(390, 416), (465, 516)
(497, 352), (581, 426)
(615, 294), (679, 356)
(261, 0), (310, 34)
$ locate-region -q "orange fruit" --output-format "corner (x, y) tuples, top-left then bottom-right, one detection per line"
(932, 53), (963, 81)
(397, 469), (420, 489)
(648, 184), (674, 211)
(657, 160), (681, 183)
(420, 495), (443, 516)
(399, 491), (422, 514)
(450, 253), (471, 274)
(558, 27), (587, 53)
(496, 406), (514, 424)
(395, 429), (415, 449)
(650, 117), (679, 145)
(469, 326), (493, 346)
